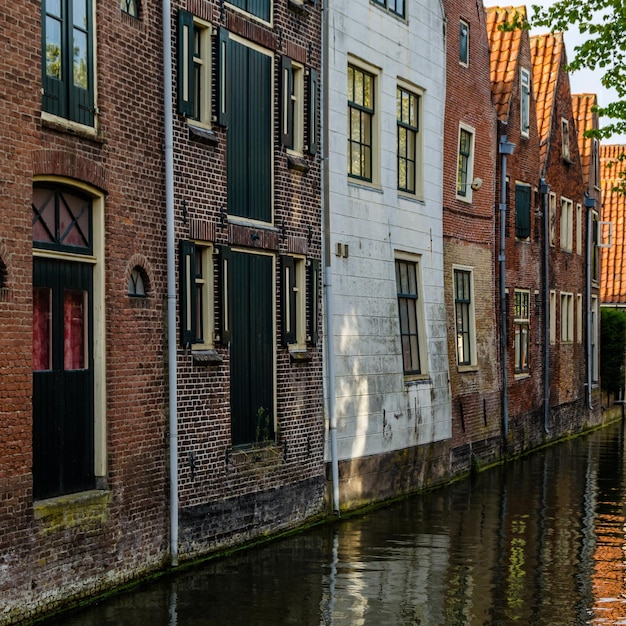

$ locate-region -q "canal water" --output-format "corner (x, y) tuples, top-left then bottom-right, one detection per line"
(43, 419), (626, 625)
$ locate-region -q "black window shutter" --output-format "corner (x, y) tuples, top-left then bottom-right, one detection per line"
(179, 240), (197, 347)
(217, 27), (230, 127)
(308, 259), (320, 345)
(281, 56), (293, 148)
(177, 10), (195, 116)
(307, 69), (319, 155)
(218, 245), (233, 344)
(281, 255), (296, 345)
(515, 184), (531, 239)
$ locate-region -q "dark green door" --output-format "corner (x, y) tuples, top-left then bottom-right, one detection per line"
(229, 252), (274, 446)
(33, 257), (94, 499)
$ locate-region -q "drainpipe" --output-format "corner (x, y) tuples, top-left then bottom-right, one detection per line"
(585, 195), (596, 410)
(498, 135), (515, 442)
(162, 0), (179, 565)
(541, 178), (551, 434)
(321, 0), (340, 515)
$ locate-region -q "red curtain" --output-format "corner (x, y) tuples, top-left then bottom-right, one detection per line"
(64, 290), (85, 370)
(33, 288), (51, 371)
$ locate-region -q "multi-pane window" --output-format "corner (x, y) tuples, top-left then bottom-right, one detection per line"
(560, 292), (574, 342)
(549, 290), (556, 344)
(121, 0), (138, 17)
(457, 126), (474, 199)
(459, 20), (469, 65)
(395, 258), (424, 375)
(397, 86), (420, 194)
(560, 197), (573, 251)
(128, 267), (147, 297)
(177, 12), (211, 125)
(515, 183), (531, 239)
(562, 118), (571, 160)
(179, 241), (214, 349)
(372, 0), (405, 18)
(348, 64), (374, 182)
(281, 255), (306, 346)
(549, 192), (556, 246)
(454, 269), (475, 366)
(576, 203), (582, 255)
(42, 0), (94, 126)
(514, 290), (530, 373)
(521, 68), (531, 136)
(281, 58), (304, 153)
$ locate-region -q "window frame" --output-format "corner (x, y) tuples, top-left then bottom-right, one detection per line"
(514, 289), (530, 374)
(226, 0), (271, 24)
(347, 60), (378, 185)
(560, 196), (573, 252)
(576, 203), (582, 255)
(562, 118), (571, 161)
(549, 290), (556, 344)
(576, 293), (583, 344)
(396, 83), (422, 197)
(520, 68), (531, 137)
(281, 254), (307, 347)
(121, 0), (139, 18)
(459, 20), (469, 66)
(453, 266), (476, 368)
(591, 295), (599, 382)
(371, 0), (405, 19)
(456, 124), (475, 202)
(281, 57), (305, 154)
(515, 182), (531, 239)
(560, 292), (574, 343)
(592, 209), (600, 282)
(395, 254), (427, 377)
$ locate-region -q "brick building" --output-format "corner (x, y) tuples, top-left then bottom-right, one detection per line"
(442, 0), (501, 473)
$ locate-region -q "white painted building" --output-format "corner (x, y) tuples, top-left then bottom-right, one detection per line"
(323, 0), (451, 509)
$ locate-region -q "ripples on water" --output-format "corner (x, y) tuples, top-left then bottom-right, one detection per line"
(43, 420), (626, 625)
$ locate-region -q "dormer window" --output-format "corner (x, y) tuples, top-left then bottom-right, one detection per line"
(520, 68), (530, 137)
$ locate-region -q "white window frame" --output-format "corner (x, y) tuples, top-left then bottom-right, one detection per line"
(549, 192), (557, 247)
(560, 292), (574, 343)
(283, 255), (307, 348)
(520, 68), (531, 137)
(396, 80), (423, 199)
(192, 242), (215, 350)
(459, 20), (469, 67)
(282, 59), (304, 154)
(576, 293), (582, 344)
(514, 289), (530, 374)
(453, 265), (477, 368)
(576, 203), (582, 255)
(591, 296), (599, 382)
(561, 197), (573, 252)
(456, 123), (475, 203)
(550, 290), (556, 344)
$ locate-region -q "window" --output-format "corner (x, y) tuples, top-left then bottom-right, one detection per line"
(177, 12), (212, 125)
(576, 293), (582, 344)
(128, 267), (147, 297)
(395, 257), (426, 375)
(281, 58), (304, 153)
(550, 290), (556, 344)
(560, 197), (573, 252)
(576, 203), (582, 255)
(591, 296), (598, 382)
(593, 139), (600, 189)
(121, 0), (138, 17)
(372, 0), (405, 18)
(520, 68), (531, 137)
(514, 290), (530, 374)
(562, 118), (571, 160)
(281, 255), (306, 346)
(454, 268), (476, 366)
(549, 192), (556, 246)
(459, 20), (469, 66)
(42, 0), (95, 126)
(397, 85), (421, 195)
(592, 210), (600, 282)
(348, 64), (375, 182)
(560, 292), (574, 342)
(456, 125), (475, 200)
(220, 31), (272, 222)
(227, 0), (270, 22)
(515, 183), (531, 239)
(179, 241), (214, 349)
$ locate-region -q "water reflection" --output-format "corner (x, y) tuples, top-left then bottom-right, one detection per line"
(44, 420), (626, 625)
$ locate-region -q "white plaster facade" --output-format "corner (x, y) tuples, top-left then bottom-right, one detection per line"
(324, 0), (451, 464)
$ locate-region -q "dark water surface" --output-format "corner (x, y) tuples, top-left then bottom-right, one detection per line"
(43, 420), (626, 625)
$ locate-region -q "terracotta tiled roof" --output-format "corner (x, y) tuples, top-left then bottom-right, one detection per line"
(530, 32), (564, 170)
(486, 6), (526, 122)
(572, 93), (597, 188)
(600, 144), (626, 303)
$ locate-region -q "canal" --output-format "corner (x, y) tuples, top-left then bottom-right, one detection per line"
(43, 419), (626, 625)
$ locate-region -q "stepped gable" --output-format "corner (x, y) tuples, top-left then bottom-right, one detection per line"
(600, 144), (626, 303)
(486, 5), (525, 122)
(530, 31), (565, 170)
(572, 93), (598, 188)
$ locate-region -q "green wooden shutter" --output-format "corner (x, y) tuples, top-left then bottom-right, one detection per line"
(515, 184), (531, 239)
(218, 245), (233, 344)
(281, 255), (296, 345)
(308, 259), (320, 345)
(217, 28), (230, 127)
(281, 57), (294, 148)
(307, 69), (319, 155)
(179, 240), (197, 347)
(177, 10), (195, 117)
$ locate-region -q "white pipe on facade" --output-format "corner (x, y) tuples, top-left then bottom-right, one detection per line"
(162, 0), (179, 565)
(321, 0), (340, 515)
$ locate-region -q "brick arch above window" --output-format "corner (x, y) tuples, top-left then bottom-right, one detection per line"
(32, 150), (109, 194)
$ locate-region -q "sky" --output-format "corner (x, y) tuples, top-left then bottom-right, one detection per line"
(482, 0), (626, 143)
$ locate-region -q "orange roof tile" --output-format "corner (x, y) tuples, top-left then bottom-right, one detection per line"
(572, 93), (597, 188)
(486, 6), (526, 122)
(530, 32), (565, 170)
(600, 144), (626, 303)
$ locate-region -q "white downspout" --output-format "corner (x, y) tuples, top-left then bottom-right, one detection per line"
(162, 0), (179, 565)
(321, 0), (340, 515)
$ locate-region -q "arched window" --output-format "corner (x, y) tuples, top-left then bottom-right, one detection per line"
(128, 266), (147, 297)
